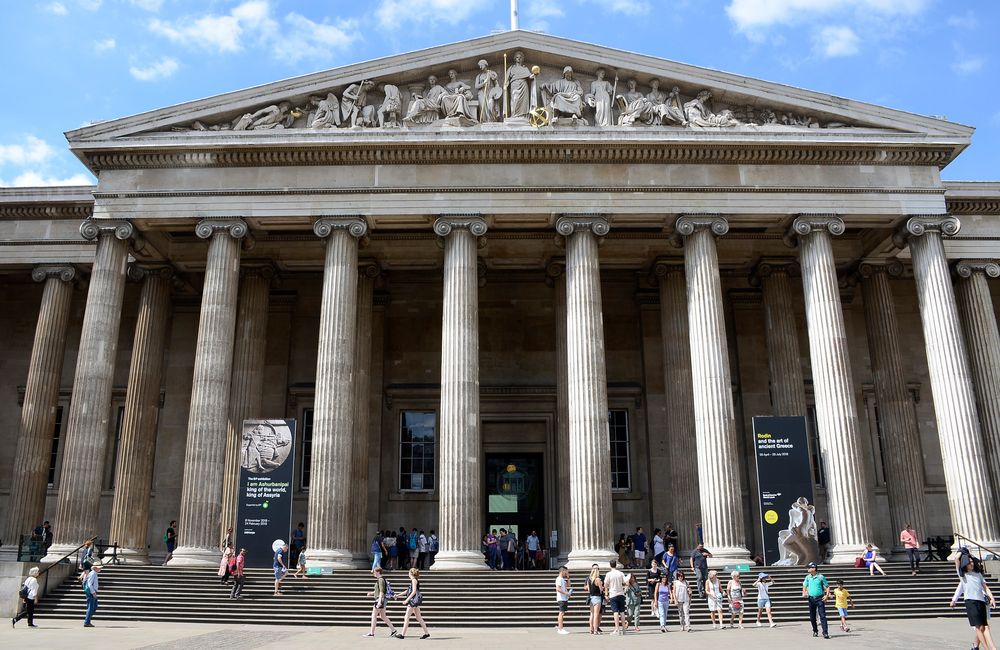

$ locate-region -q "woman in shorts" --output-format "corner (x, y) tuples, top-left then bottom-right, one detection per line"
(586, 564), (605, 634)
(706, 569), (724, 629)
(727, 570), (745, 629)
(397, 567), (430, 639)
(951, 558), (997, 650)
(753, 572), (776, 627)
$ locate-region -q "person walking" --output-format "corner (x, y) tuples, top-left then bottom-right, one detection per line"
(861, 544), (886, 576)
(219, 543), (234, 584)
(273, 542), (289, 596)
(663, 523), (679, 553)
(951, 557), (997, 650)
(900, 524), (921, 575)
(371, 532), (385, 572)
(407, 528), (419, 570)
(12, 566), (40, 628)
(604, 559), (627, 635)
(78, 539), (95, 576)
(585, 564), (604, 634)
(485, 529), (499, 570)
(624, 573), (643, 632)
(397, 567), (431, 639)
(220, 527), (234, 552)
(646, 558), (663, 617)
(662, 544), (679, 581)
(671, 570), (692, 632)
(727, 570), (745, 629)
(690, 543), (711, 598)
(292, 545), (308, 579)
(526, 530), (540, 569)
(554, 564), (572, 634)
(706, 569), (724, 629)
(365, 566), (399, 638)
(386, 530), (398, 570)
(652, 528), (665, 565)
(417, 530), (428, 570)
(428, 529), (439, 567)
(817, 521), (830, 562)
(632, 527), (648, 569)
(655, 572), (671, 632)
(802, 561), (831, 639)
(82, 562), (102, 627)
(230, 548), (247, 599)
(753, 572), (776, 628)
(164, 520), (177, 565)
(834, 579), (854, 632)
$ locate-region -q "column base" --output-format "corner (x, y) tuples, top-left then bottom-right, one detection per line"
(430, 550), (488, 570)
(167, 545), (221, 567)
(351, 552), (373, 570)
(566, 548), (617, 570)
(703, 546), (752, 567)
(307, 548), (356, 571)
(41, 542), (86, 564)
(103, 546), (150, 565)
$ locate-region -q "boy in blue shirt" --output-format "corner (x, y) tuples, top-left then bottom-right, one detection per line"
(801, 562), (830, 638)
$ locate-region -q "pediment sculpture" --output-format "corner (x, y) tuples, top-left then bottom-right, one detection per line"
(170, 50), (856, 134)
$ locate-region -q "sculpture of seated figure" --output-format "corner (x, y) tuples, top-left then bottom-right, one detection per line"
(404, 75), (447, 125)
(308, 93), (341, 129)
(542, 66), (586, 124)
(618, 79), (658, 126)
(683, 90), (740, 129)
(439, 69), (477, 126)
(656, 86), (686, 126)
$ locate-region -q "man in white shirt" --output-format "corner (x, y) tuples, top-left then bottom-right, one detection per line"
(554, 565), (572, 634)
(83, 562), (102, 627)
(527, 531), (540, 569)
(604, 559), (627, 635)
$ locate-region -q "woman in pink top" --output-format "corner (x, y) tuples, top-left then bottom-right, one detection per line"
(900, 524), (920, 575)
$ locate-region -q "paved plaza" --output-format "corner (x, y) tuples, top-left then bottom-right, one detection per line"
(0, 617), (981, 649)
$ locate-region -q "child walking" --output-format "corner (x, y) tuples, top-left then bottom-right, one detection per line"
(834, 579), (854, 632)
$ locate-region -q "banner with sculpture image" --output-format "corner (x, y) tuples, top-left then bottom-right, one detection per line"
(752, 416), (819, 566)
(236, 419), (295, 568)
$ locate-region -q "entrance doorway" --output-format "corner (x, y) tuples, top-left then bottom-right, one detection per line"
(485, 452), (545, 545)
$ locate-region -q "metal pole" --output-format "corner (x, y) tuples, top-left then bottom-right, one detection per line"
(510, 0), (519, 30)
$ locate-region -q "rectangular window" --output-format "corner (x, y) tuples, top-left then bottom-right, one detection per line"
(608, 409), (631, 491)
(400, 411), (436, 492)
(300, 408), (315, 490)
(47, 406), (64, 487)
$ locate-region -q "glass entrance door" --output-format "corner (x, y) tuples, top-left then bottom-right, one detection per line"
(485, 452), (544, 543)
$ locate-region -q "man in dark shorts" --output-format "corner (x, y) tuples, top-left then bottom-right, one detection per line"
(604, 559), (627, 635)
(554, 565), (571, 634)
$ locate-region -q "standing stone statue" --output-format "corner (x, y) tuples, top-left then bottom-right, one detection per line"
(585, 68), (615, 127)
(441, 69), (476, 124)
(404, 75), (447, 125)
(475, 59), (502, 122)
(504, 50), (535, 119)
(378, 84), (402, 128)
(232, 102), (294, 130)
(683, 90), (740, 128)
(541, 66), (586, 124)
(341, 80), (376, 127)
(308, 93), (341, 129)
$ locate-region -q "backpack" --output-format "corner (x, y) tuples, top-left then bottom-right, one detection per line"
(384, 580), (396, 600)
(408, 533), (417, 550)
(371, 538), (381, 554)
(18, 582), (29, 600)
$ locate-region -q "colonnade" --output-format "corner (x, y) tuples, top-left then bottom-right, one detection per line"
(5, 213), (1000, 566)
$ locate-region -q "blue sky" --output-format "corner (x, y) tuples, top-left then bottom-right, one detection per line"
(1, 0), (997, 186)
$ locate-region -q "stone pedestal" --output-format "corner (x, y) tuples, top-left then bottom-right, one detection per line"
(901, 218), (1000, 548)
(307, 217), (367, 570)
(547, 259), (572, 562)
(432, 217), (488, 571)
(653, 259), (700, 554)
(220, 264), (274, 539)
(171, 219), (246, 566)
(555, 216), (616, 569)
(44, 221), (133, 561)
(955, 260), (1000, 516)
(349, 261), (379, 567)
(751, 259), (808, 416)
(859, 261), (928, 556)
(3, 266), (76, 548)
(791, 216), (874, 564)
(676, 216), (750, 564)
(107, 265), (173, 564)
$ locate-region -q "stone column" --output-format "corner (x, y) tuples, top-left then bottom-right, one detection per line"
(431, 216), (488, 570)
(899, 216), (1000, 548)
(4, 266), (76, 548)
(653, 260), (701, 554)
(546, 258), (572, 561)
(106, 265), (173, 564)
(307, 216), (368, 569)
(858, 261), (928, 556)
(554, 216), (616, 568)
(171, 219), (247, 566)
(220, 263), (274, 537)
(675, 216), (750, 563)
(751, 259), (808, 416)
(44, 221), (134, 560)
(955, 259), (1000, 513)
(350, 261), (380, 566)
(789, 216), (875, 563)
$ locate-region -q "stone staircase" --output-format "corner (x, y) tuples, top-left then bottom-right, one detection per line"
(35, 562), (982, 627)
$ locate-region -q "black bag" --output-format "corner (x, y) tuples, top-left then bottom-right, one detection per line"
(18, 584), (29, 600)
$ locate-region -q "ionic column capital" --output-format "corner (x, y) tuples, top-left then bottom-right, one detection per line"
(195, 218), (248, 240)
(674, 214), (729, 238)
(749, 257), (799, 287)
(240, 260), (278, 281)
(653, 257), (685, 279)
(434, 215), (488, 237)
(893, 215), (961, 248)
(788, 214), (845, 239)
(31, 265), (77, 283)
(313, 216), (368, 239)
(79, 218), (135, 242)
(555, 214), (609, 237)
(955, 259), (1000, 279)
(127, 263), (176, 282)
(358, 259), (382, 280)
(858, 259), (905, 279)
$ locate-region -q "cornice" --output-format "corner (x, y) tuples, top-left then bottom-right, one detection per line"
(945, 198), (1000, 215)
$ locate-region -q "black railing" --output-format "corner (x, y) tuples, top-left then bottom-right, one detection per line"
(37, 535), (98, 595)
(955, 533), (1000, 563)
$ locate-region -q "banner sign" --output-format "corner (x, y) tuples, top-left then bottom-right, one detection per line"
(236, 419), (295, 568)
(752, 416), (815, 566)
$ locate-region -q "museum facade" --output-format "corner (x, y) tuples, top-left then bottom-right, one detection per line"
(2, 31), (1000, 569)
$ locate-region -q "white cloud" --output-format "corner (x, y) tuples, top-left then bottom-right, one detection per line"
(94, 37), (116, 51)
(272, 13), (360, 64)
(0, 171), (93, 188)
(149, 0), (277, 54)
(523, 0), (564, 31)
(129, 0), (163, 10)
(602, 0), (651, 15)
(814, 25), (859, 57)
(726, 0), (929, 33)
(44, 2), (68, 15)
(947, 11), (977, 30)
(129, 56), (179, 81)
(0, 136), (56, 166)
(952, 54), (984, 76)
(375, 0), (489, 30)
(77, 0), (102, 9)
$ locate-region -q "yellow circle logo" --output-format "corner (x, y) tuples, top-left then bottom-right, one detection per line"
(764, 510), (779, 525)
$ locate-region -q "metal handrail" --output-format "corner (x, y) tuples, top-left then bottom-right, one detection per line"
(954, 533), (1000, 562)
(38, 535), (98, 595)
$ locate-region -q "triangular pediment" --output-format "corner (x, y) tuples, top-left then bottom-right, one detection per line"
(66, 30), (971, 157)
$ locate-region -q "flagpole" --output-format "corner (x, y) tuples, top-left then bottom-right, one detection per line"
(510, 0), (519, 30)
